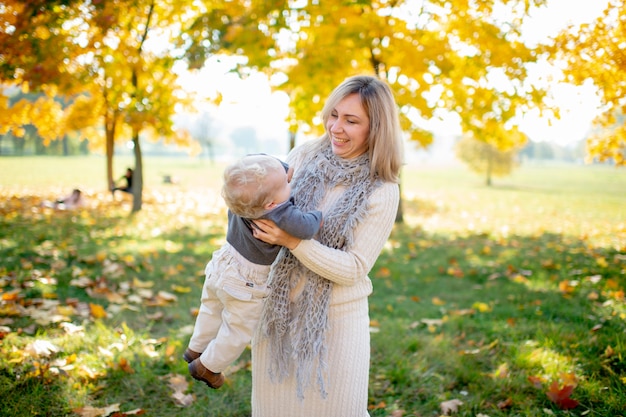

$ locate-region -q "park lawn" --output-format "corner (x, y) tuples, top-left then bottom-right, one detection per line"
(0, 156), (625, 417)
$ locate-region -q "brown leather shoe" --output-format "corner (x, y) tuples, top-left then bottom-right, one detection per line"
(189, 358), (224, 389)
(183, 348), (201, 363)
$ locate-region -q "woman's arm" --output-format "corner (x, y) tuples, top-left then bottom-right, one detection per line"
(293, 183), (398, 286)
(253, 182), (399, 286)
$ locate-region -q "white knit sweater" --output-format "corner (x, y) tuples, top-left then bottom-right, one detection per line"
(251, 170), (399, 416)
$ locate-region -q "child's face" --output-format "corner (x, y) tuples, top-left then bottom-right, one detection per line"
(265, 164), (291, 209)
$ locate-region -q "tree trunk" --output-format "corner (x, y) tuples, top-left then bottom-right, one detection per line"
(131, 132), (143, 213)
(288, 130), (296, 151)
(104, 100), (117, 191)
(395, 176), (404, 223)
(62, 134), (69, 156)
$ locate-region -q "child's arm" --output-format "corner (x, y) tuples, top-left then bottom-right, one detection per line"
(267, 201), (323, 240)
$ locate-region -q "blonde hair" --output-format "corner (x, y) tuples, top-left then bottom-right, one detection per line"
(221, 155), (283, 218)
(301, 75), (403, 183)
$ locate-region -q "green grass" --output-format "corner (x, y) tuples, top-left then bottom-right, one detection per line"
(1, 156), (625, 416)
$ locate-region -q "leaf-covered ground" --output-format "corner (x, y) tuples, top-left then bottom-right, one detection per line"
(1, 161), (625, 417)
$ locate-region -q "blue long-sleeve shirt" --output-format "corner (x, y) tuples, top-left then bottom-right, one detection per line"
(226, 198), (322, 265)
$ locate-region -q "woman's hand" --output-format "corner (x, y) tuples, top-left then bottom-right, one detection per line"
(252, 219), (302, 250)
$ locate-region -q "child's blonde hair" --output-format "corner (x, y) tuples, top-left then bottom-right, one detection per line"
(221, 155), (283, 219)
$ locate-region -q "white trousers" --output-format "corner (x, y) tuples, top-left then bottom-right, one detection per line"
(188, 243), (270, 372)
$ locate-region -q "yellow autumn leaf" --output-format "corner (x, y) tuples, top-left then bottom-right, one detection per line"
(376, 266), (391, 278)
(432, 296), (446, 306)
(118, 357), (134, 374)
(492, 363), (509, 379)
(89, 303), (107, 319)
(472, 302), (492, 313)
(96, 251), (107, 262)
(133, 278), (154, 288)
(171, 285), (191, 293)
(558, 280), (576, 294)
(56, 305), (76, 317)
(511, 273), (528, 284)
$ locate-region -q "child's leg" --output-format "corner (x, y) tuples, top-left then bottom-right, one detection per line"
(199, 278), (267, 373)
(187, 255), (226, 354)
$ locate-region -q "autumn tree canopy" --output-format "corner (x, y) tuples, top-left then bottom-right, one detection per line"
(183, 0), (551, 153)
(1, 0), (199, 211)
(455, 134), (520, 186)
(2, 0), (623, 174)
(552, 0), (626, 165)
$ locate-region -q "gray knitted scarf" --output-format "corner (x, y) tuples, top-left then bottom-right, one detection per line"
(258, 142), (380, 400)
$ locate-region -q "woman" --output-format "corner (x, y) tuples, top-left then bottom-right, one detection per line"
(251, 75), (403, 416)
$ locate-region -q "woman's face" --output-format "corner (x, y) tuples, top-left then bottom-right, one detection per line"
(327, 93), (370, 159)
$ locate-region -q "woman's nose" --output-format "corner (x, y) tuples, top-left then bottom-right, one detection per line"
(330, 120), (343, 133)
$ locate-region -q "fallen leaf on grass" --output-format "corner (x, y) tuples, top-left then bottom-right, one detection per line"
(102, 259), (125, 278)
(74, 403), (120, 417)
(432, 296), (446, 306)
(74, 404), (145, 417)
(0, 325), (11, 339)
(546, 379), (579, 410)
(558, 280), (576, 295)
(90, 303), (107, 319)
(492, 363), (509, 379)
(440, 399), (463, 415)
(375, 266), (391, 278)
(497, 397), (513, 409)
(447, 266), (464, 278)
(171, 284), (191, 293)
(25, 339), (61, 357)
(70, 275), (94, 288)
(528, 375), (544, 389)
(450, 308), (474, 316)
(472, 301), (492, 313)
(603, 345), (615, 358)
(367, 401), (386, 410)
(146, 311), (164, 321)
(157, 290), (177, 302)
(116, 357), (134, 374)
(133, 278), (154, 289)
(111, 409), (145, 416)
(165, 373), (195, 407)
(60, 322), (84, 335)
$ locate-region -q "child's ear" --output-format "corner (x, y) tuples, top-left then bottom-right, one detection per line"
(264, 201), (276, 210)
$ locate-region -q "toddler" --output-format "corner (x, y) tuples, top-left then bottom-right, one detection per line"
(184, 154), (323, 389)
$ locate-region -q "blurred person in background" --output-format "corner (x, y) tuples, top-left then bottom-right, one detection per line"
(111, 167), (133, 196)
(42, 188), (85, 210)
